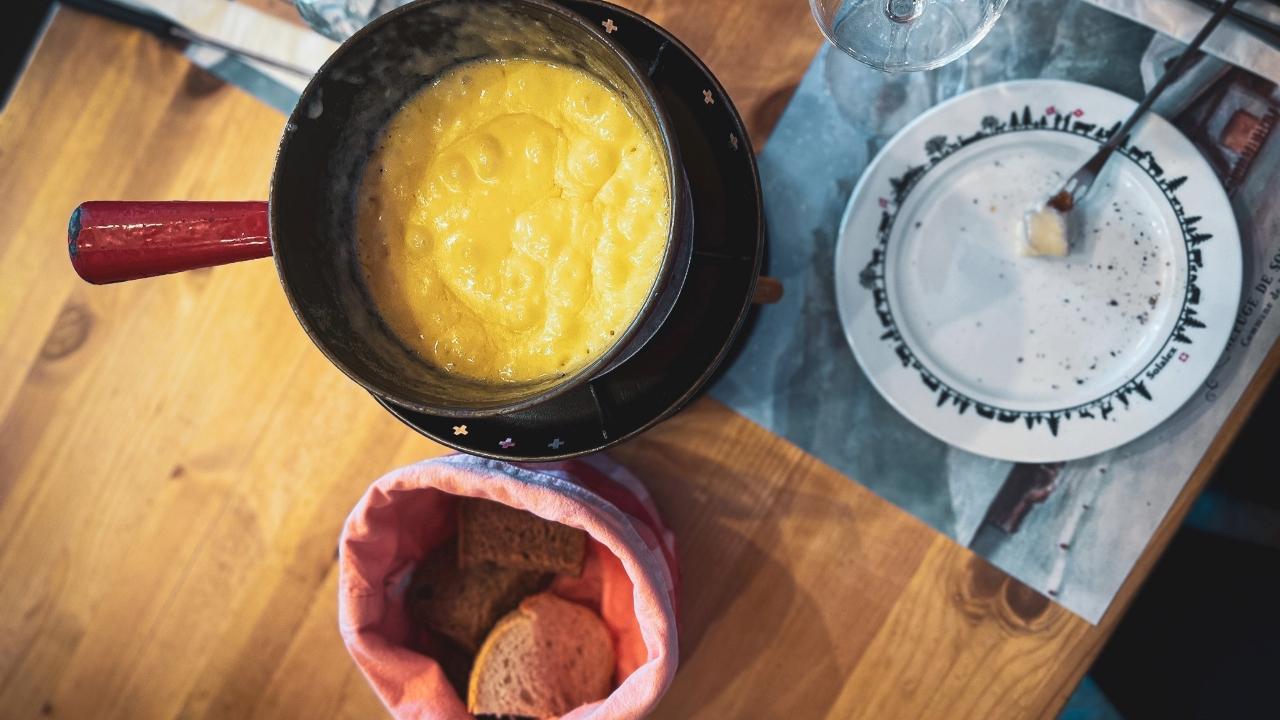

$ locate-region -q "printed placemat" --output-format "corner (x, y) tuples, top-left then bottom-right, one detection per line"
(711, 0), (1280, 623)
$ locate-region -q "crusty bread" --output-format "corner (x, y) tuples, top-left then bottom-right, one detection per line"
(468, 593), (614, 717)
(409, 540), (549, 653)
(459, 499), (587, 576)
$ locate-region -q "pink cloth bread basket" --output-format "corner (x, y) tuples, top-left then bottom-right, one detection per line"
(338, 454), (679, 719)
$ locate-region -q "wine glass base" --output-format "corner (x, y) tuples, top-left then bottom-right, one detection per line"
(811, 0), (1007, 73)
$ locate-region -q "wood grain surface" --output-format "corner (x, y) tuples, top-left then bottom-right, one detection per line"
(1, 5), (1276, 720)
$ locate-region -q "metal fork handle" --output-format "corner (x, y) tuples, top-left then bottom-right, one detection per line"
(1058, 0), (1240, 210)
(1064, 146), (1115, 201)
(1105, 0), (1240, 152)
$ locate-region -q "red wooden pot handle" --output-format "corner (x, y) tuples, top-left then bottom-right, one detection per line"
(68, 201), (272, 284)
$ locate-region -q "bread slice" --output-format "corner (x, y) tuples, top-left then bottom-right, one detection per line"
(409, 540), (549, 653)
(459, 499), (587, 576)
(468, 593), (614, 717)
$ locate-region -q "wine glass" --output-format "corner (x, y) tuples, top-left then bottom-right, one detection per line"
(810, 0), (1009, 72)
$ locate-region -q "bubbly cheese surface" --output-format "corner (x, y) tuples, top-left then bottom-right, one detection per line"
(357, 59), (670, 383)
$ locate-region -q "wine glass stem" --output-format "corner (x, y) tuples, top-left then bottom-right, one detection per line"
(884, 0), (923, 23)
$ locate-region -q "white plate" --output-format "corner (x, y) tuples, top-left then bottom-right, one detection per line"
(835, 80), (1241, 463)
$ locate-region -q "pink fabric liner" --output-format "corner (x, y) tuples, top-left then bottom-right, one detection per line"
(339, 454), (679, 720)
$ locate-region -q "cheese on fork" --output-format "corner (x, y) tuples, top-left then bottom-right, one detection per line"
(1021, 205), (1069, 257)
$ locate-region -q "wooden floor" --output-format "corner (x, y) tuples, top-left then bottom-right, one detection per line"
(1, 3), (1276, 719)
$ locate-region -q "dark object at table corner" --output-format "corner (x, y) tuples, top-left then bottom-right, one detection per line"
(0, 0), (55, 112)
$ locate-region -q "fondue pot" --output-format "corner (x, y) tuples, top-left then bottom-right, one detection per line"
(68, 0), (695, 418)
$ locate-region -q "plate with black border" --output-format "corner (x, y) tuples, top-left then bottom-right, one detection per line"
(376, 0), (764, 460)
(835, 80), (1241, 463)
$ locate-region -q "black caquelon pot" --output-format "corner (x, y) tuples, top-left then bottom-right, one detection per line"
(68, 0), (693, 418)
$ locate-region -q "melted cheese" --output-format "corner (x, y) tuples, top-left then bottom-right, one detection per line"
(1021, 205), (1069, 257)
(357, 59), (670, 383)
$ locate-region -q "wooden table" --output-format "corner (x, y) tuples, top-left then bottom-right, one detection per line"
(2, 4), (1277, 719)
